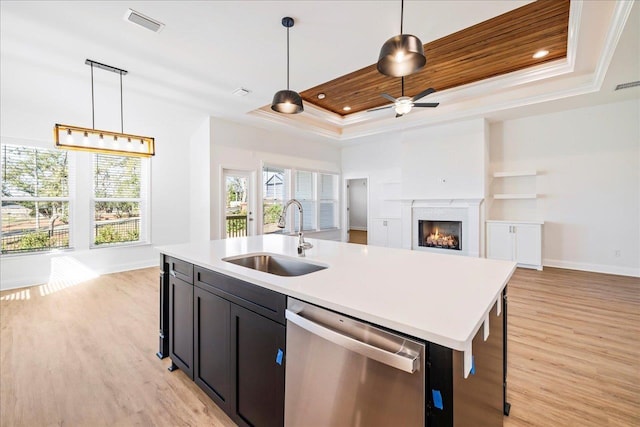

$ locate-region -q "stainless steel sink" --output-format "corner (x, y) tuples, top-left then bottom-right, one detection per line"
(222, 253), (327, 277)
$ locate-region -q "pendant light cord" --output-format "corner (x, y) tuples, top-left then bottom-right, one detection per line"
(91, 62), (95, 129)
(400, 0), (404, 34)
(120, 71), (124, 133)
(286, 25), (290, 90)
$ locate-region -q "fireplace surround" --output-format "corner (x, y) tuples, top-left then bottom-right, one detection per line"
(402, 199), (483, 257)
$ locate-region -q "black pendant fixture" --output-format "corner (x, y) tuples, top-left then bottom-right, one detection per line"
(377, 0), (426, 78)
(272, 17), (303, 114)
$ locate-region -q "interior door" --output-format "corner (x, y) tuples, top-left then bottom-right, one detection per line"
(223, 169), (255, 238)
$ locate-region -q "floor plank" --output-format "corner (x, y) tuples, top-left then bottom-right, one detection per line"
(1, 266), (638, 426)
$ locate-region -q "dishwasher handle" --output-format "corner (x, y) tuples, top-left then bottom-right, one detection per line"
(285, 309), (419, 374)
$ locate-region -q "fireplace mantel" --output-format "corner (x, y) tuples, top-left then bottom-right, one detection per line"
(401, 198), (485, 257)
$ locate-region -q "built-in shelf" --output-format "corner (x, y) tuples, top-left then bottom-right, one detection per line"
(493, 171), (537, 178)
(493, 193), (537, 200)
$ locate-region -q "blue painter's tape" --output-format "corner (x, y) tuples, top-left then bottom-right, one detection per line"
(432, 389), (443, 410)
(471, 356), (476, 375)
(276, 349), (283, 365)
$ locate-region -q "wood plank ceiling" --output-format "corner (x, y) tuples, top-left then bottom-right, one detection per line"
(300, 0), (570, 116)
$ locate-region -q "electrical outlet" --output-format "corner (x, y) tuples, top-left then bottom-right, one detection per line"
(614, 249), (621, 258)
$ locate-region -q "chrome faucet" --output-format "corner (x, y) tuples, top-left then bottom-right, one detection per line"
(278, 199), (313, 256)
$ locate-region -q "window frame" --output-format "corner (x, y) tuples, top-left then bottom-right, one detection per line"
(1, 143), (73, 255)
(261, 163), (340, 235)
(90, 153), (150, 249)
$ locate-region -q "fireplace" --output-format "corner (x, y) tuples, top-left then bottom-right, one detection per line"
(404, 199), (483, 257)
(418, 220), (462, 251)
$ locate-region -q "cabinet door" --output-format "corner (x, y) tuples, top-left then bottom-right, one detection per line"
(514, 224), (541, 267)
(231, 305), (285, 427)
(487, 223), (514, 261)
(169, 275), (194, 378)
(386, 219), (402, 248)
(194, 286), (232, 413)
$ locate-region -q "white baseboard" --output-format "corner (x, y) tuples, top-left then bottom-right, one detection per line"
(349, 227), (368, 232)
(1, 258), (157, 292)
(543, 258), (640, 278)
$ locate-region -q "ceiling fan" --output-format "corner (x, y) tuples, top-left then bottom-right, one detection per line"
(367, 77), (439, 117)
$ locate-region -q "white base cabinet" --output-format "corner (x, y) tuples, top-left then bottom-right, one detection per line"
(370, 218), (402, 248)
(486, 220), (543, 270)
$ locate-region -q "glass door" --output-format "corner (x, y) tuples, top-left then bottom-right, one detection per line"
(223, 170), (255, 238)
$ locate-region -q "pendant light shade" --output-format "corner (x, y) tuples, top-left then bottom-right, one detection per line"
(271, 17), (303, 114)
(272, 89), (303, 114)
(377, 0), (426, 78)
(377, 34), (426, 77)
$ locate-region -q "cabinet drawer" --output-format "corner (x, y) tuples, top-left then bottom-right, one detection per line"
(195, 267), (286, 325)
(166, 257), (194, 284)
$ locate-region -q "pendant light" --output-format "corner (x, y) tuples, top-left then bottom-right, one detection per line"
(54, 59), (155, 157)
(271, 17), (303, 114)
(377, 0), (426, 78)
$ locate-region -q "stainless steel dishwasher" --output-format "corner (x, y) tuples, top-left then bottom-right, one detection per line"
(285, 298), (425, 427)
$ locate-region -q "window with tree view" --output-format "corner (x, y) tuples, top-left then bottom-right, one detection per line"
(1, 145), (70, 254)
(262, 165), (339, 234)
(93, 154), (145, 246)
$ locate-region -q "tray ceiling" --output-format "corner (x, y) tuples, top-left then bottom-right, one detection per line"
(300, 0), (570, 116)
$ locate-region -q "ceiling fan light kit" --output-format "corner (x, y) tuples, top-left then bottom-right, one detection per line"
(377, 0), (426, 78)
(271, 16), (303, 114)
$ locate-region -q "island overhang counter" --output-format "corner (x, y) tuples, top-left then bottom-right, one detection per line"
(156, 234), (516, 426)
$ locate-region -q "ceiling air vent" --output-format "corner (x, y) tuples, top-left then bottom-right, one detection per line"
(124, 9), (164, 33)
(615, 81), (640, 91)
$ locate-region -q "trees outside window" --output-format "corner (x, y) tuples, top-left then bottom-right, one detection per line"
(1, 145), (70, 254)
(93, 154), (145, 246)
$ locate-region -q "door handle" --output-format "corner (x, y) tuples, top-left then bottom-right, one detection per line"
(285, 309), (419, 373)
(170, 270), (177, 277)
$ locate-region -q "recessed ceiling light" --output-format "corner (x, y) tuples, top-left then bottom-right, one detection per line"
(532, 50), (549, 59)
(232, 88), (251, 97)
(317, 93), (326, 100)
(343, 106), (351, 111)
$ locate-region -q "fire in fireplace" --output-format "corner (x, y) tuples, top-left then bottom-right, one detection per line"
(418, 220), (462, 250)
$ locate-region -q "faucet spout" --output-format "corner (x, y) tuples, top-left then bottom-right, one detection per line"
(277, 199), (313, 256)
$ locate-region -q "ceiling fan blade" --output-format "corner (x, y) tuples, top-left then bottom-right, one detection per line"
(367, 105), (394, 112)
(411, 87), (436, 101)
(381, 93), (397, 103)
(413, 102), (440, 108)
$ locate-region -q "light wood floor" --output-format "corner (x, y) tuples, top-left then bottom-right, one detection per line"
(1, 267), (638, 426)
(348, 229), (367, 245)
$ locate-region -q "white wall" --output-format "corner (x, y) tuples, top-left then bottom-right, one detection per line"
(348, 178), (368, 230)
(208, 118), (342, 241)
(401, 119), (488, 199)
(1, 64), (203, 290)
(342, 119), (489, 247)
(489, 99), (640, 277)
(189, 117), (212, 242)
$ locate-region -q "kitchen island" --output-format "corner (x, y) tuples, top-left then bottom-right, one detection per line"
(156, 235), (516, 427)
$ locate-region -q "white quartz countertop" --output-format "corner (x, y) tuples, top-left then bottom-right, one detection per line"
(156, 235), (516, 355)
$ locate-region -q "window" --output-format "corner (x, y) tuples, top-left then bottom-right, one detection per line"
(92, 154), (147, 246)
(1, 145), (70, 254)
(262, 166), (288, 234)
(318, 173), (338, 229)
(262, 165), (339, 234)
